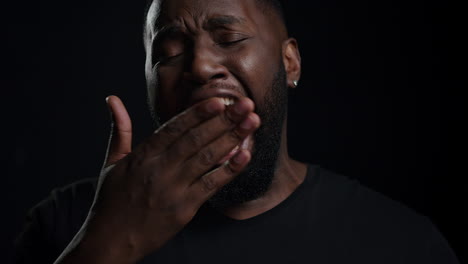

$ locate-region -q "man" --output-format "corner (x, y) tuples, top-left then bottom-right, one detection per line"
(15, 0), (460, 263)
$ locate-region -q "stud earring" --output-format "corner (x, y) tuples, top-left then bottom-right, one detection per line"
(293, 80), (299, 87)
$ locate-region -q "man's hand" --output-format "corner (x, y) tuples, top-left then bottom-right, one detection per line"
(57, 95), (260, 264)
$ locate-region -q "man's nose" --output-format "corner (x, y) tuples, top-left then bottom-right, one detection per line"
(183, 46), (228, 85)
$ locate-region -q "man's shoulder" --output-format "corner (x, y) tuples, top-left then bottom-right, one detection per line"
(310, 165), (458, 262)
(314, 166), (430, 231)
(15, 178), (98, 263)
(29, 178), (98, 246)
(36, 177), (98, 214)
(313, 166), (427, 223)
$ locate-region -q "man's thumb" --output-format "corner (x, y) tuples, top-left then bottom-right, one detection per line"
(104, 95), (132, 167)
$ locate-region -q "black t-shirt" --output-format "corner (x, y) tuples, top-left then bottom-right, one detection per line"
(14, 165), (460, 263)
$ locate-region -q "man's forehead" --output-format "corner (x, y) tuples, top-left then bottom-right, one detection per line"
(150, 0), (256, 29)
(157, 15), (247, 36)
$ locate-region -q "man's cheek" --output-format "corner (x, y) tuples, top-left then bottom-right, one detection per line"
(155, 90), (182, 123)
(157, 71), (187, 119)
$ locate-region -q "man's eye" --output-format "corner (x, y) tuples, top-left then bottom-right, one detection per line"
(216, 34), (249, 47)
(157, 53), (183, 65)
(152, 38), (185, 66)
(152, 47), (182, 66)
(153, 47), (184, 66)
(218, 38), (247, 46)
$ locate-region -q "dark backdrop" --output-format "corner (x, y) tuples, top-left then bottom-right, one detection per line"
(4, 0), (465, 262)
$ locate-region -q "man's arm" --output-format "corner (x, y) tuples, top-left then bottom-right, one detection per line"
(52, 95), (260, 264)
(424, 221), (460, 264)
(14, 178), (97, 264)
(15, 205), (58, 264)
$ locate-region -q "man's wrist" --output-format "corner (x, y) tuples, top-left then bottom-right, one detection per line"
(59, 224), (141, 264)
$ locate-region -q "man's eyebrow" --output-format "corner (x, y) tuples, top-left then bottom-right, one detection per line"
(204, 15), (246, 30)
(154, 15), (245, 38)
(155, 24), (184, 39)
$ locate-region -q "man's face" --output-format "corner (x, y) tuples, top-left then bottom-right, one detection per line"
(146, 0), (295, 207)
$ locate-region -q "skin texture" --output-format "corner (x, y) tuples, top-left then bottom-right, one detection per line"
(55, 0), (306, 263)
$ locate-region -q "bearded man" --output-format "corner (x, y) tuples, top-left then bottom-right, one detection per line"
(15, 0), (460, 263)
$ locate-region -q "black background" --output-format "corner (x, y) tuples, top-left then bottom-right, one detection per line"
(4, 0), (465, 262)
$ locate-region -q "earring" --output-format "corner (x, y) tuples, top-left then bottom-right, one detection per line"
(293, 80), (299, 87)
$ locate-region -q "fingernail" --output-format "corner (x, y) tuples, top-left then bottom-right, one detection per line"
(232, 100), (248, 115)
(233, 151), (247, 164)
(205, 98), (224, 113)
(105, 96), (115, 121)
(106, 95), (115, 104)
(240, 116), (254, 130)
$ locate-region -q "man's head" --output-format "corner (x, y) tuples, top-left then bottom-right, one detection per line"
(143, 0), (301, 208)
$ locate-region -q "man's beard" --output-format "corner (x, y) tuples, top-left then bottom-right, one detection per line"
(150, 62), (288, 209)
(207, 62), (288, 209)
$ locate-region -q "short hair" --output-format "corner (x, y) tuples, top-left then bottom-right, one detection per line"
(254, 0), (286, 26)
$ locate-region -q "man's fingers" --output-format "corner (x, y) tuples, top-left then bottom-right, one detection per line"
(188, 149), (252, 206)
(105, 95), (132, 167)
(162, 97), (255, 163)
(146, 98), (226, 152)
(178, 112), (260, 183)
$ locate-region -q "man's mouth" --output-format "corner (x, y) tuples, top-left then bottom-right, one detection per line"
(219, 97), (235, 106)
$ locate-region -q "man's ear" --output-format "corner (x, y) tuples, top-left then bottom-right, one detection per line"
(282, 38), (301, 88)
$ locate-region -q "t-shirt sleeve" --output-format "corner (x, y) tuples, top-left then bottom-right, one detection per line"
(423, 221), (460, 264)
(14, 178), (97, 264)
(14, 198), (60, 264)
(320, 168), (461, 263)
